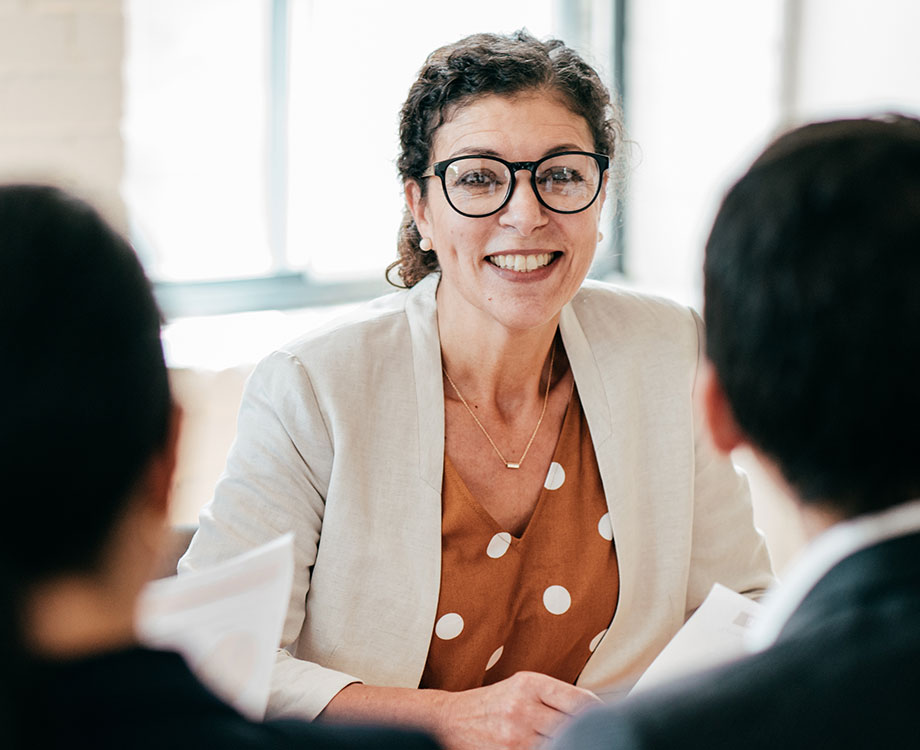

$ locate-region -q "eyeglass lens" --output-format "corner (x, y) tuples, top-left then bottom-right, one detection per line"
(442, 154), (602, 216)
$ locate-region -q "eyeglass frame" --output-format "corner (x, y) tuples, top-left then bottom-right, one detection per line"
(420, 150), (610, 218)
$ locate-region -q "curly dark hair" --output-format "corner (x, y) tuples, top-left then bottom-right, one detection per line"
(387, 29), (624, 288)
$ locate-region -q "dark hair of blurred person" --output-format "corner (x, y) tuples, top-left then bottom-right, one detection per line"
(704, 115), (920, 517)
(0, 184), (439, 750)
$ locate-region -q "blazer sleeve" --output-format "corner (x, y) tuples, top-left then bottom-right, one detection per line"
(684, 310), (775, 613)
(179, 350), (362, 719)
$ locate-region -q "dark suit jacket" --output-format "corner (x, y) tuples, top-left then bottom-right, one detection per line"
(18, 646), (439, 749)
(553, 531), (920, 749)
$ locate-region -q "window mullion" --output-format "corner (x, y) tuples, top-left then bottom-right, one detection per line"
(268, 0), (291, 272)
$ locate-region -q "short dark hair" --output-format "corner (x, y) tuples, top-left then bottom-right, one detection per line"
(389, 29), (624, 288)
(704, 115), (920, 516)
(0, 185), (171, 639)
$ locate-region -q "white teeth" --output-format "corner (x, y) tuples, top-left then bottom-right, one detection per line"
(488, 253), (553, 272)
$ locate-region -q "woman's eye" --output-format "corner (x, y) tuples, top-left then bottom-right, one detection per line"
(456, 170), (502, 187)
(539, 167), (584, 184)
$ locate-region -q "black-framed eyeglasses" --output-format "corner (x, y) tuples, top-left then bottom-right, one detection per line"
(420, 151), (609, 218)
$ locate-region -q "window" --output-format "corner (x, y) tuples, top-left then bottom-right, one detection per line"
(123, 1), (624, 318)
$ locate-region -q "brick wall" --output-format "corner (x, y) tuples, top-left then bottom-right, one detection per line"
(0, 0), (125, 229)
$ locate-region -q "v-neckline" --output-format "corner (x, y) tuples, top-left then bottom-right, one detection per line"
(443, 385), (578, 543)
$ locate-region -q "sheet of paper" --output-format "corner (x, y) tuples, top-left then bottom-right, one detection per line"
(136, 533), (294, 720)
(629, 582), (763, 695)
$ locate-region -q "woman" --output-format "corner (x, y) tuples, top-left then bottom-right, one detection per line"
(0, 185), (435, 750)
(182, 30), (773, 749)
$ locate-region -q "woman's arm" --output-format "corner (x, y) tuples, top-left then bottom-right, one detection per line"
(180, 350), (361, 716)
(321, 673), (600, 750)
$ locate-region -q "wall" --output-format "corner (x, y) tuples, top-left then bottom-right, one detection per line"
(0, 0), (125, 229)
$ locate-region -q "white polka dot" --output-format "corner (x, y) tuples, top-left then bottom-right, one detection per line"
(543, 585), (572, 615)
(597, 512), (613, 541)
(544, 461), (566, 490)
(485, 645), (504, 670)
(435, 613), (464, 640)
(486, 532), (512, 559)
(589, 629), (607, 653)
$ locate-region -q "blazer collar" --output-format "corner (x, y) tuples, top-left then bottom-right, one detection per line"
(560, 300), (612, 444)
(406, 274), (446, 491)
(748, 498), (920, 651)
(406, 278), (614, 489)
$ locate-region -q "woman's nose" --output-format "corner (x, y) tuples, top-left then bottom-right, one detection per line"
(498, 170), (548, 235)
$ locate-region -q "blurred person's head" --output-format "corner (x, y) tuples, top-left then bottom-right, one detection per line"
(390, 28), (624, 288)
(0, 185), (176, 717)
(702, 115), (920, 520)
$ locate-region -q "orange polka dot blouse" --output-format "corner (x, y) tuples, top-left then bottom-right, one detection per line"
(419, 388), (620, 691)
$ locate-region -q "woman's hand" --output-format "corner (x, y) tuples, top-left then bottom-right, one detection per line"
(437, 671), (601, 750)
(322, 673), (600, 750)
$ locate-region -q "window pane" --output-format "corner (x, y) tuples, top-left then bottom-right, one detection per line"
(123, 0), (272, 282)
(286, 0), (555, 280)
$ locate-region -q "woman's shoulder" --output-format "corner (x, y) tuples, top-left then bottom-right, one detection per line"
(253, 276), (438, 384)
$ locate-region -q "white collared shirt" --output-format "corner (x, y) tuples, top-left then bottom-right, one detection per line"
(747, 497), (920, 652)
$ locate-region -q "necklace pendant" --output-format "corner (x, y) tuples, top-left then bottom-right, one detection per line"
(506, 462), (521, 469)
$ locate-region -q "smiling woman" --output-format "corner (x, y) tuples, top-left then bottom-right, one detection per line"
(179, 30), (774, 750)
(408, 93), (606, 338)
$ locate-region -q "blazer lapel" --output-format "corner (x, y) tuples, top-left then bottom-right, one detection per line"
(406, 274), (446, 493)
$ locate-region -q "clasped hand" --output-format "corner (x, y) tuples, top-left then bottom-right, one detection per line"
(438, 671), (600, 750)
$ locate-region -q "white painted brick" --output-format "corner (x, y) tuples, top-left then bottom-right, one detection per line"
(0, 12), (74, 70)
(25, 1), (120, 13)
(0, 0), (125, 221)
(74, 11), (124, 66)
(0, 139), (126, 231)
(1, 71), (121, 128)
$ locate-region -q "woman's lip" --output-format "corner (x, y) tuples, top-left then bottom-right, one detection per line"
(484, 250), (558, 257)
(484, 251), (561, 279)
(486, 261), (557, 282)
(482, 250), (561, 266)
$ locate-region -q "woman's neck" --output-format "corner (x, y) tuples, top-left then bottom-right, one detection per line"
(437, 298), (562, 409)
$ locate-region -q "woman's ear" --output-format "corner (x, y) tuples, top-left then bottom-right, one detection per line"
(700, 361), (747, 454)
(404, 180), (432, 239)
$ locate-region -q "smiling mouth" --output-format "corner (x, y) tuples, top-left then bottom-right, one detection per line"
(487, 252), (558, 272)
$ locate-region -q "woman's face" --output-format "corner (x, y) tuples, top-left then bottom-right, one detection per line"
(406, 92), (607, 334)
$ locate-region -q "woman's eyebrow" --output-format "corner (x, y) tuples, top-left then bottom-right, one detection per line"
(445, 143), (587, 161)
(445, 147), (503, 159)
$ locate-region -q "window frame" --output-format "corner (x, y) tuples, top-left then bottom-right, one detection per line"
(150, 0), (627, 319)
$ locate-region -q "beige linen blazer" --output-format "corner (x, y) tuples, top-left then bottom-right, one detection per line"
(180, 274), (774, 720)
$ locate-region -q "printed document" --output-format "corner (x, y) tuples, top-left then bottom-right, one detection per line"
(136, 533), (294, 719)
(630, 583), (764, 695)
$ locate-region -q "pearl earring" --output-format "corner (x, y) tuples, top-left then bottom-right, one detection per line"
(419, 237), (433, 252)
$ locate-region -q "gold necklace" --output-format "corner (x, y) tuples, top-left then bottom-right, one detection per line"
(443, 341), (555, 470)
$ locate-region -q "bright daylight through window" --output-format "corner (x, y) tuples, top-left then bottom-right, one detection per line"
(124, 1), (623, 317)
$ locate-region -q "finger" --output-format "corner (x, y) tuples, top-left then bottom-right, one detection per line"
(526, 701), (572, 739)
(535, 679), (602, 716)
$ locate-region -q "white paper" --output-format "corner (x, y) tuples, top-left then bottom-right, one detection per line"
(136, 533), (294, 720)
(629, 583), (763, 695)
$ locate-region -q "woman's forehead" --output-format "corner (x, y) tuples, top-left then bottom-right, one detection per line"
(431, 92), (594, 161)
